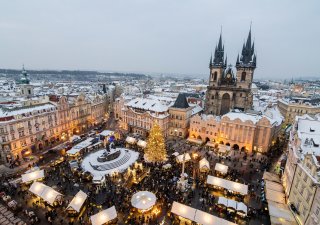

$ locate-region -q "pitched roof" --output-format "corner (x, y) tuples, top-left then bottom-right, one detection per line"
(172, 93), (189, 109)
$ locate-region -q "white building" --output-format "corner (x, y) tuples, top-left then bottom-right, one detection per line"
(282, 115), (320, 225)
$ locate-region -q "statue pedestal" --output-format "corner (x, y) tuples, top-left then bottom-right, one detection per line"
(177, 178), (188, 192)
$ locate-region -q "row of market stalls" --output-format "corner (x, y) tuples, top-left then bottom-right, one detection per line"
(207, 175), (248, 196)
(217, 197), (248, 217)
(67, 129), (121, 157)
(125, 136), (147, 148)
(66, 137), (101, 157)
(262, 172), (297, 225)
(29, 182), (63, 206)
(23, 168), (118, 224)
(186, 138), (232, 152)
(21, 165), (160, 224)
(174, 152), (229, 175)
(21, 168), (45, 184)
(171, 201), (237, 225)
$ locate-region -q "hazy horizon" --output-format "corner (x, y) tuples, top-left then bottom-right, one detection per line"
(0, 0), (319, 79)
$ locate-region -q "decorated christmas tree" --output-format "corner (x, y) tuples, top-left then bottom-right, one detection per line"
(144, 122), (167, 162)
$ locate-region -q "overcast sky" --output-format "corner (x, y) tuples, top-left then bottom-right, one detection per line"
(0, 0), (319, 79)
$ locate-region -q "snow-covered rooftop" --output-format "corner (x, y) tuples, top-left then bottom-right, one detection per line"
(125, 98), (171, 113)
(0, 103), (56, 119)
(296, 116), (320, 156)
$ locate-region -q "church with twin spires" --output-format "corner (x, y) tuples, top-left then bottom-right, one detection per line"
(205, 28), (256, 116)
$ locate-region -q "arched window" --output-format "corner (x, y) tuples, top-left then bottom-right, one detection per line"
(241, 72), (246, 81)
(211, 95), (214, 99)
(213, 72), (217, 81)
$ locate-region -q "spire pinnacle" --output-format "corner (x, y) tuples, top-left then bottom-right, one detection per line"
(239, 26), (256, 68)
(246, 27), (252, 49)
(225, 55), (227, 67)
(218, 32), (223, 51)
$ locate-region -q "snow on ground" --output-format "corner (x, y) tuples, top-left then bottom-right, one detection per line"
(81, 148), (139, 177)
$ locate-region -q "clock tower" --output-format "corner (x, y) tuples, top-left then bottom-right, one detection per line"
(205, 28), (256, 116)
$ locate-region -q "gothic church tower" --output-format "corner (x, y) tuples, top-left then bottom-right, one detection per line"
(205, 28), (256, 116)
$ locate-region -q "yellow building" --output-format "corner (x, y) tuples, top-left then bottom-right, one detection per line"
(168, 93), (202, 138)
(278, 98), (320, 125)
(189, 108), (282, 153)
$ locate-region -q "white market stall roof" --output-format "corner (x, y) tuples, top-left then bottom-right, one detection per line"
(21, 170), (44, 183)
(162, 164), (172, 169)
(199, 158), (210, 170)
(187, 138), (203, 144)
(171, 202), (197, 222)
(218, 197), (247, 214)
(227, 199), (237, 209)
(218, 196), (228, 206)
(137, 140), (147, 148)
(195, 209), (238, 225)
(25, 166), (40, 174)
(67, 190), (87, 213)
(131, 191), (156, 210)
(67, 138), (94, 155)
(126, 136), (136, 144)
(90, 206), (117, 225)
(29, 182), (63, 206)
(99, 130), (114, 137)
(218, 144), (231, 153)
(215, 163), (228, 174)
(70, 135), (80, 142)
(172, 152), (179, 156)
(236, 202), (248, 214)
(171, 202), (237, 225)
(176, 153), (191, 163)
(207, 175), (248, 195)
(206, 142), (216, 148)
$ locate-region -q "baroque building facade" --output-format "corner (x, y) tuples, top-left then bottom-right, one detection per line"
(278, 98), (320, 125)
(205, 29), (256, 116)
(189, 110), (282, 153)
(282, 115), (320, 225)
(0, 93), (108, 164)
(114, 94), (202, 138)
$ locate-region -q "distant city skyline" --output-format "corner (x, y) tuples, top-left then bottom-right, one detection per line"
(0, 0), (319, 79)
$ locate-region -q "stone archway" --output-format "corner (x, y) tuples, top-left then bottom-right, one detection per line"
(221, 93), (231, 115)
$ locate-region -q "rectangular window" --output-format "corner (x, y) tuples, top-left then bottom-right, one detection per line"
(306, 192), (311, 202)
(298, 168), (302, 176)
(304, 174), (308, 182)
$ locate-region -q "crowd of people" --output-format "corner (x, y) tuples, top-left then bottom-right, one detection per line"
(0, 133), (284, 225)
